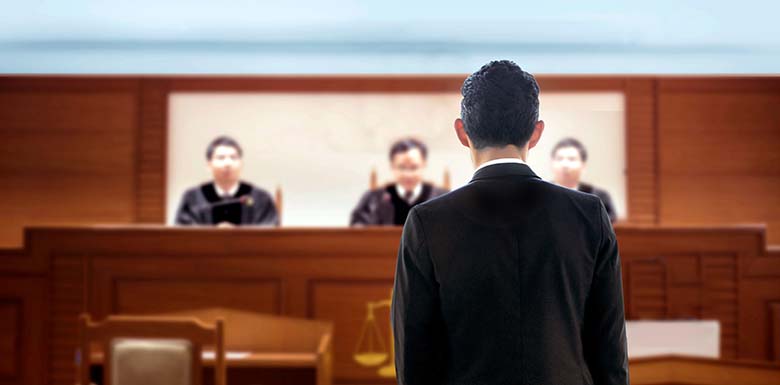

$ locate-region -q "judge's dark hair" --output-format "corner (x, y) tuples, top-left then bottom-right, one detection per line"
(551, 137), (588, 162)
(206, 136), (243, 160)
(460, 60), (540, 149)
(389, 137), (428, 161)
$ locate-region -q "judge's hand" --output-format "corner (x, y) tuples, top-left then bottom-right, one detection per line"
(216, 221), (235, 228)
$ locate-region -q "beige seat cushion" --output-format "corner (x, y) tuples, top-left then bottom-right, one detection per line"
(110, 338), (193, 385)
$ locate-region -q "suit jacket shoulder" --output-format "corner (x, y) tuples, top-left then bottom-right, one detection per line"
(417, 177), (603, 231)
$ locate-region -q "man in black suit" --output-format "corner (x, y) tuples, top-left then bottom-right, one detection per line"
(391, 61), (628, 385)
(551, 137), (618, 222)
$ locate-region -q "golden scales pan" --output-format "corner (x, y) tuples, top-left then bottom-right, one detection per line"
(353, 295), (396, 378)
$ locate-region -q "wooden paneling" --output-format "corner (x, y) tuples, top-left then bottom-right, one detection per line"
(628, 257), (667, 319)
(623, 253), (741, 358)
(310, 280), (394, 382)
(0, 78), (140, 248)
(772, 303), (780, 362)
(657, 78), (780, 244)
(48, 254), (85, 385)
(701, 255), (739, 358)
(113, 278), (281, 315)
(625, 78), (658, 224)
(164, 75), (628, 93)
(2, 75), (779, 246)
(32, 227), (397, 385)
(0, 300), (20, 378)
(4, 225), (768, 385)
(135, 79), (169, 223)
(0, 276), (46, 385)
(739, 256), (780, 361)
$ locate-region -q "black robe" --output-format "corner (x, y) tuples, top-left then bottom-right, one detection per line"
(350, 182), (449, 226)
(175, 181), (278, 226)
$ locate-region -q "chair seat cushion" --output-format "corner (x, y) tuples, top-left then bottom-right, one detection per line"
(110, 338), (193, 385)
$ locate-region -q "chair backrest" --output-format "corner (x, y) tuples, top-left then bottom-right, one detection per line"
(369, 167), (451, 191)
(274, 185), (283, 225)
(78, 314), (225, 385)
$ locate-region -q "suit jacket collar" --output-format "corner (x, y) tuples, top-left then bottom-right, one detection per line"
(470, 162), (540, 183)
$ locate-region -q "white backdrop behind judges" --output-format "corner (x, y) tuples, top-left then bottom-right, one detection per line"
(167, 92), (625, 226)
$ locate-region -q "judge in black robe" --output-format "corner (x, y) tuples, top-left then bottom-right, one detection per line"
(551, 137), (618, 222)
(351, 182), (448, 226)
(350, 138), (449, 226)
(174, 135), (278, 226)
(175, 181), (278, 226)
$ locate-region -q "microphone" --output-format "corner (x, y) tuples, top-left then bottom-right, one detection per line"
(211, 195), (255, 208)
(193, 195), (255, 214)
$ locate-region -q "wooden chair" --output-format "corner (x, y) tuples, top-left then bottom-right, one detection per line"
(160, 307), (334, 385)
(274, 185), (283, 225)
(78, 313), (225, 385)
(369, 167), (451, 190)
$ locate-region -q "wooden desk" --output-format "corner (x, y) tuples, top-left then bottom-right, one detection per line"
(630, 356), (780, 385)
(1, 225), (779, 385)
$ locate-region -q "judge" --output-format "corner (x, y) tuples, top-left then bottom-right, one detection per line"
(350, 138), (448, 226)
(551, 137), (617, 222)
(175, 136), (278, 227)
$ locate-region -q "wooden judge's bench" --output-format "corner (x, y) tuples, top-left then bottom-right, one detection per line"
(1, 225), (780, 385)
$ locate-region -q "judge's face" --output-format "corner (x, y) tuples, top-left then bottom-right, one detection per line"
(208, 145), (242, 184)
(391, 148), (426, 191)
(551, 146), (585, 187)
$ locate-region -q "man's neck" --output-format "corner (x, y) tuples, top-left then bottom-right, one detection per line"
(471, 145), (528, 169)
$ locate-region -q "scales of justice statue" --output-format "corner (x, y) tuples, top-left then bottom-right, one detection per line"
(353, 293), (396, 378)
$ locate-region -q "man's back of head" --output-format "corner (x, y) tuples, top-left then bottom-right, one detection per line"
(460, 60), (540, 149)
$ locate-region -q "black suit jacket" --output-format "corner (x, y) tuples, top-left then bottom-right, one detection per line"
(391, 163), (628, 385)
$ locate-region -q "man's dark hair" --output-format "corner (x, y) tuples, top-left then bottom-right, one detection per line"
(551, 137), (588, 162)
(389, 137), (428, 162)
(460, 60), (540, 149)
(206, 136), (243, 160)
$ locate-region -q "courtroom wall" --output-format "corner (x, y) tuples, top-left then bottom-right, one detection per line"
(0, 78), (142, 247)
(1, 76), (779, 247)
(166, 91), (626, 226)
(656, 78), (780, 244)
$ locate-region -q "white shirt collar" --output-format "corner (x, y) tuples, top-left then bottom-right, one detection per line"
(474, 157), (526, 175)
(396, 183), (423, 203)
(214, 182), (240, 198)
